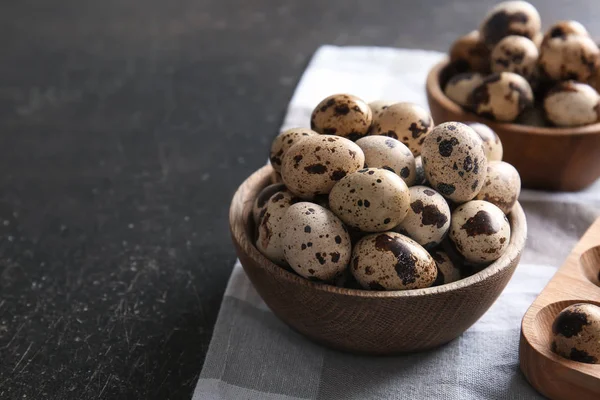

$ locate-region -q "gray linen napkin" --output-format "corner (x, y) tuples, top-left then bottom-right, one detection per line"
(194, 46), (600, 400)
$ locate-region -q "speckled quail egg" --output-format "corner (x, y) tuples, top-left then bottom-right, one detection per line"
(414, 156), (426, 185)
(539, 35), (600, 82)
(542, 20), (589, 45)
(449, 30), (491, 73)
(270, 128), (317, 172)
(430, 250), (462, 285)
(368, 100), (395, 127)
(544, 81), (600, 127)
(444, 72), (484, 107)
(310, 94), (372, 140)
(479, 1), (541, 49)
(350, 232), (437, 290)
(421, 122), (488, 203)
(467, 123), (503, 161)
(475, 161), (521, 214)
(491, 35), (539, 79)
(256, 189), (299, 265)
(281, 135), (365, 199)
(329, 168), (410, 232)
(355, 136), (416, 186)
(515, 106), (549, 127)
(252, 183), (286, 224)
(395, 186), (451, 248)
(449, 200), (510, 263)
(469, 72), (534, 122)
(281, 202), (351, 281)
(371, 102), (434, 156)
(552, 303), (600, 364)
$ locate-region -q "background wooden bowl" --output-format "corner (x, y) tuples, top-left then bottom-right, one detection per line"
(229, 165), (528, 354)
(426, 58), (600, 192)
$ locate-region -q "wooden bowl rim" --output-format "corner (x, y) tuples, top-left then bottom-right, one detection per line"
(426, 58), (600, 137)
(230, 165), (527, 299)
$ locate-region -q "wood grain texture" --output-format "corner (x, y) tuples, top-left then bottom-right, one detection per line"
(426, 59), (600, 192)
(230, 165), (527, 354)
(520, 218), (600, 400)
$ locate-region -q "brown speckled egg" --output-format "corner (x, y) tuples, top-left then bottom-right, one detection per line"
(368, 100), (395, 126)
(395, 186), (450, 248)
(421, 122), (488, 203)
(281, 135), (365, 199)
(329, 168), (410, 232)
(282, 202), (351, 281)
(256, 190), (299, 265)
(444, 72), (484, 107)
(430, 250), (462, 285)
(467, 123), (503, 161)
(539, 35), (600, 82)
(544, 81), (600, 127)
(310, 94), (372, 140)
(552, 303), (600, 364)
(270, 128), (318, 172)
(252, 183), (286, 224)
(491, 35), (539, 79)
(449, 200), (510, 263)
(372, 102), (434, 156)
(414, 156), (426, 185)
(449, 30), (491, 73)
(350, 232), (437, 290)
(479, 1), (541, 49)
(542, 20), (589, 45)
(475, 161), (521, 214)
(469, 72), (534, 122)
(355, 136), (416, 186)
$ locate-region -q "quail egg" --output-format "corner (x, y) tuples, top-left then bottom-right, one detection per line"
(449, 30), (491, 73)
(414, 156), (426, 185)
(256, 189), (299, 265)
(449, 200), (511, 263)
(479, 1), (541, 49)
(395, 186), (451, 248)
(421, 122), (488, 203)
(469, 72), (534, 122)
(371, 102), (434, 156)
(544, 81), (600, 127)
(515, 106), (549, 127)
(444, 72), (484, 107)
(281, 135), (365, 199)
(430, 249), (462, 285)
(282, 202), (351, 281)
(351, 232), (437, 290)
(252, 182), (286, 224)
(475, 161), (521, 214)
(542, 20), (589, 45)
(270, 128), (318, 172)
(552, 303), (600, 364)
(368, 100), (395, 127)
(329, 168), (410, 232)
(310, 94), (372, 140)
(467, 123), (503, 161)
(491, 35), (539, 79)
(355, 136), (416, 186)
(539, 35), (600, 82)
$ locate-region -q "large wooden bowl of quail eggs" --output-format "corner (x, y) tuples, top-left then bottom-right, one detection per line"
(229, 93), (527, 354)
(426, 0), (600, 192)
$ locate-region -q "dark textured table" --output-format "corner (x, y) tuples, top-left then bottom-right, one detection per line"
(1, 1), (598, 399)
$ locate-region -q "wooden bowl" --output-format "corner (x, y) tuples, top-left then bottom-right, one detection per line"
(229, 165), (527, 354)
(426, 58), (600, 192)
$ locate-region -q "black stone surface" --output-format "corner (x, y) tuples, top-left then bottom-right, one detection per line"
(0, 1), (598, 399)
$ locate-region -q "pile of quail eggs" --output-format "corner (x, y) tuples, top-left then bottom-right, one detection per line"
(254, 92), (521, 291)
(444, 0), (600, 127)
